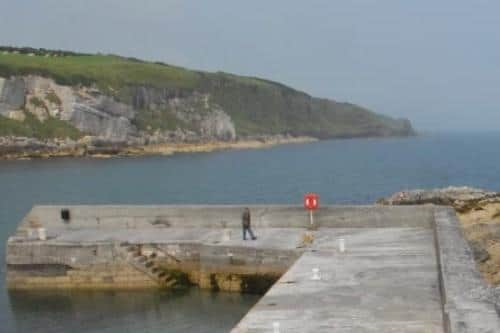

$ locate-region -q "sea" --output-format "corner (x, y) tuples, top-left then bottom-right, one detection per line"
(1, 131), (499, 332)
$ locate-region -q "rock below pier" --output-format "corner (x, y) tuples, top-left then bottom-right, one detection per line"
(377, 186), (500, 212)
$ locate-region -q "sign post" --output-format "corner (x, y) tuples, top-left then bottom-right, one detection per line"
(304, 193), (319, 228)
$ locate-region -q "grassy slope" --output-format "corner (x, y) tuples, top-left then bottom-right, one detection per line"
(0, 54), (199, 92)
(0, 52), (413, 139)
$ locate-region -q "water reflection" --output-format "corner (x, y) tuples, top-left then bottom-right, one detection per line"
(9, 288), (260, 333)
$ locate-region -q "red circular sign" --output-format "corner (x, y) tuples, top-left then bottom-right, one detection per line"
(304, 193), (319, 210)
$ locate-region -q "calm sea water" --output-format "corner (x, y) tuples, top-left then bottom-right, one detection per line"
(1, 132), (500, 332)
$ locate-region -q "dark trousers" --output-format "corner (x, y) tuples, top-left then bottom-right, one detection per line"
(243, 226), (256, 240)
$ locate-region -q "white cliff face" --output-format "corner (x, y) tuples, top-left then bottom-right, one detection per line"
(0, 77), (25, 115)
(166, 93), (236, 141)
(199, 108), (236, 140)
(22, 77), (136, 140)
(0, 75), (237, 142)
(24, 76), (75, 121)
(70, 87), (136, 141)
(0, 76), (138, 140)
(129, 86), (237, 141)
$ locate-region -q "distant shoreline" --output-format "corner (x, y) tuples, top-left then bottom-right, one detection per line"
(0, 136), (318, 160)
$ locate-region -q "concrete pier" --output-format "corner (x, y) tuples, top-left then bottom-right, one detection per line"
(5, 205), (499, 332)
(232, 228), (444, 332)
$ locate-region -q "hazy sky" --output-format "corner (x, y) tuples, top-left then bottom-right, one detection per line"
(1, 0), (499, 131)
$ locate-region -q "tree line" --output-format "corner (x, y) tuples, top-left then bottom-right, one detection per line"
(0, 46), (90, 57)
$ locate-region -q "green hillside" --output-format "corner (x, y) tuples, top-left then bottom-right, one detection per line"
(0, 47), (414, 139)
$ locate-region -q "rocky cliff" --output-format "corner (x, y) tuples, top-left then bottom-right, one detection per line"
(0, 76), (236, 142)
(0, 48), (415, 157)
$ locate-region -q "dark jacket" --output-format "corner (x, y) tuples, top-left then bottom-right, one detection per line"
(242, 210), (251, 228)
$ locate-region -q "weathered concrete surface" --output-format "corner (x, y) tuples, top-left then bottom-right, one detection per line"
(232, 228), (444, 332)
(434, 208), (500, 333)
(17, 227), (304, 249)
(6, 226), (303, 291)
(17, 205), (434, 231)
(5, 205), (499, 332)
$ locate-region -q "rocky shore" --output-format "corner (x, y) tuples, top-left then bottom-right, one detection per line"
(377, 186), (500, 212)
(378, 186), (500, 302)
(0, 135), (316, 160)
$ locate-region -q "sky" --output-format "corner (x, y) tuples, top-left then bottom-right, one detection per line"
(1, 0), (499, 131)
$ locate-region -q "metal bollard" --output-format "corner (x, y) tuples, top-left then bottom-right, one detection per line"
(339, 238), (345, 253)
(311, 267), (321, 280)
(38, 228), (46, 241)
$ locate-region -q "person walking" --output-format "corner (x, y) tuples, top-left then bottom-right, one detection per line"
(242, 207), (257, 240)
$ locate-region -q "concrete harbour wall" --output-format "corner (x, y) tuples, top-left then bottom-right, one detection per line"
(5, 204), (499, 332)
(17, 204), (434, 231)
